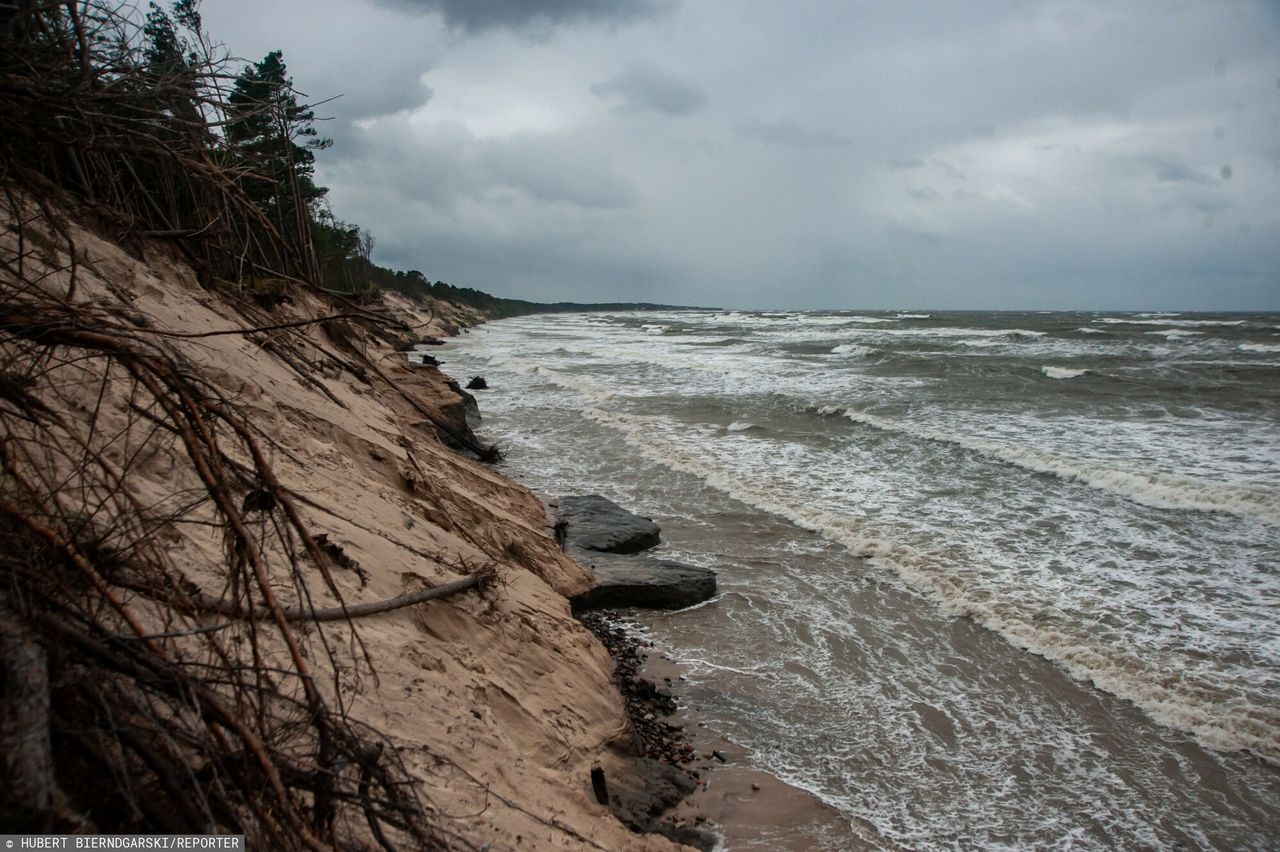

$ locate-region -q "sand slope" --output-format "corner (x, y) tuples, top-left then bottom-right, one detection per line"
(1, 208), (681, 849)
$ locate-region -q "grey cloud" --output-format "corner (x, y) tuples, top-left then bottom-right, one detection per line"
(484, 137), (635, 209)
(733, 117), (851, 148)
(204, 0), (1280, 311)
(372, 0), (669, 35)
(888, 156), (925, 169)
(1115, 153), (1217, 186)
(373, 222), (678, 304)
(885, 222), (947, 245)
(590, 64), (707, 115)
(931, 159), (967, 181)
(347, 78), (433, 120)
(329, 117), (634, 212)
(1150, 157), (1214, 185)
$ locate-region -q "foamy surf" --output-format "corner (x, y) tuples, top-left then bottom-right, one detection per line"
(1042, 366), (1089, 379)
(834, 407), (1280, 526)
(443, 308), (1280, 848)
(579, 404), (1280, 764)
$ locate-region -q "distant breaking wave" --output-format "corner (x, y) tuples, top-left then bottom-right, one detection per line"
(1042, 366), (1089, 379)
(819, 406), (1280, 527)
(1097, 317), (1248, 328)
(1146, 329), (1202, 338)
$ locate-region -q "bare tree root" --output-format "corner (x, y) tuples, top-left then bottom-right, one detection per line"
(0, 208), (480, 848)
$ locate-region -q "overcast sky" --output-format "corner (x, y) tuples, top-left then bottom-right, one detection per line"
(200, 1), (1280, 310)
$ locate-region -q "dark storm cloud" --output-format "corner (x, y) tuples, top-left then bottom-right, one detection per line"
(733, 117), (851, 148)
(372, 0), (670, 35)
(590, 64), (707, 115)
(202, 0), (1280, 310)
(340, 75), (433, 121)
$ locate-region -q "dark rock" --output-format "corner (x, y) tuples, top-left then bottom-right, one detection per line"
(442, 379), (482, 431)
(421, 379), (491, 459)
(605, 758), (714, 850)
(413, 337), (446, 346)
(590, 766), (610, 805)
(465, 375), (488, 390)
(570, 552), (716, 612)
(557, 495), (660, 554)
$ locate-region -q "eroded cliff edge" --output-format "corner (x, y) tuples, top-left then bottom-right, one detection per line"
(0, 203), (690, 850)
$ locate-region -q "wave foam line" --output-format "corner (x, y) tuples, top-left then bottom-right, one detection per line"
(827, 407), (1280, 527)
(1042, 366), (1090, 379)
(580, 406), (1280, 763)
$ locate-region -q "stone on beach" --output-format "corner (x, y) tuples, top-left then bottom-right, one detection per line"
(557, 495), (717, 611)
(571, 553), (717, 612)
(557, 494), (661, 553)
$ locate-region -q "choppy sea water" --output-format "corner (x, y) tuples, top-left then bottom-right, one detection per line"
(441, 310), (1280, 849)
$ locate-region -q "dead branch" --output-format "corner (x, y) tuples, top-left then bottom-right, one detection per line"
(184, 570), (489, 623)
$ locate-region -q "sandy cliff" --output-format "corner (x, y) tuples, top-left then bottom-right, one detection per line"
(0, 205), (684, 849)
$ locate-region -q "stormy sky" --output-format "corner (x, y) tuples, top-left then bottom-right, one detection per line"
(200, 1), (1280, 310)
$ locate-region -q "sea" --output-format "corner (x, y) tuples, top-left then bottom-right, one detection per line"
(439, 309), (1280, 850)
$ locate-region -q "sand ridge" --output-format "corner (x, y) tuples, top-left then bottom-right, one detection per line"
(1, 205), (686, 849)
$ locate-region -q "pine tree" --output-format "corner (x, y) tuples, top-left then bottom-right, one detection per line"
(226, 50), (330, 280)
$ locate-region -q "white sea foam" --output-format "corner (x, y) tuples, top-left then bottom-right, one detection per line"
(858, 326), (1046, 340)
(577, 405), (1280, 764)
(831, 343), (872, 356)
(894, 313), (931, 319)
(1077, 327), (1108, 334)
(1240, 342), (1280, 353)
(727, 421), (757, 432)
(1099, 317), (1246, 328)
(1042, 366), (1089, 379)
(834, 408), (1280, 526)
(1146, 329), (1202, 338)
(790, 314), (897, 326)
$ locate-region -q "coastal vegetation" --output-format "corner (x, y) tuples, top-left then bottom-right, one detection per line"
(0, 3), (698, 848)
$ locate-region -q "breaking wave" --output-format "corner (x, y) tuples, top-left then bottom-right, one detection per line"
(819, 406), (1280, 526)
(580, 405), (1280, 763)
(1042, 366), (1089, 379)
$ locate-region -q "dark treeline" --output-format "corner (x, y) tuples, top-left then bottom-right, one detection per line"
(381, 269), (709, 317)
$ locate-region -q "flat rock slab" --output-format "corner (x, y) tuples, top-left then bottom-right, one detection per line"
(558, 495), (660, 554)
(570, 550), (717, 612)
